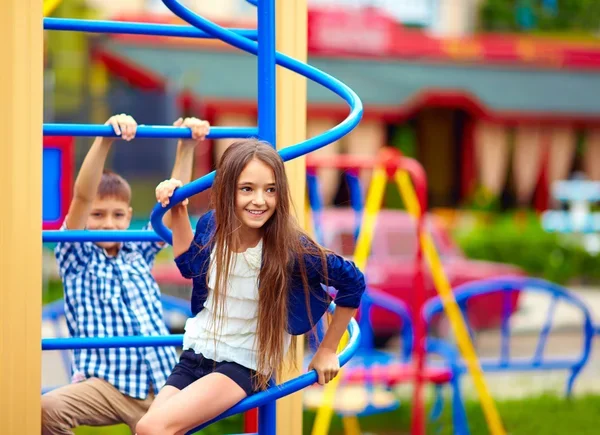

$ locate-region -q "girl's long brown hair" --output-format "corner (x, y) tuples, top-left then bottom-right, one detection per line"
(208, 139), (329, 390)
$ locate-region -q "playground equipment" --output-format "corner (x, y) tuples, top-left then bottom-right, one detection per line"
(304, 149), (506, 435)
(44, 0), (62, 17)
(305, 154), (467, 433)
(41, 303), (361, 434)
(41, 294), (193, 394)
(423, 276), (595, 397)
(43, 136), (73, 230)
(36, 0), (364, 433)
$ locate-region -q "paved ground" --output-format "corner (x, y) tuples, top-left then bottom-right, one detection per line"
(42, 286), (600, 398)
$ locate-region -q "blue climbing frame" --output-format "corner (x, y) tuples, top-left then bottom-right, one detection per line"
(42, 1), (363, 434)
(42, 304), (361, 435)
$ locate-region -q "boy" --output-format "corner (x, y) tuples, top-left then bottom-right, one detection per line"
(42, 113), (210, 434)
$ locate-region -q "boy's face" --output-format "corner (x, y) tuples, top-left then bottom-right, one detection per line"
(87, 196), (133, 255)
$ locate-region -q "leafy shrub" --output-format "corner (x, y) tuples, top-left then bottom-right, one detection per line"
(454, 211), (600, 285)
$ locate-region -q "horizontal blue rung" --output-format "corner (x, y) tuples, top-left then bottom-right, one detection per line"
(43, 124), (258, 139)
(42, 334), (184, 350)
(44, 17), (257, 40)
(43, 230), (163, 243)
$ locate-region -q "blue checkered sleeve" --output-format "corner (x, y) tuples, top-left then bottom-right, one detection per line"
(54, 222), (93, 278)
(137, 222), (165, 268)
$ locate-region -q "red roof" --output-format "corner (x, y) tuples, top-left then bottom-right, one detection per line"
(106, 10), (600, 72)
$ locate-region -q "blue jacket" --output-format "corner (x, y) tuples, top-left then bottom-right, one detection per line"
(174, 210), (366, 335)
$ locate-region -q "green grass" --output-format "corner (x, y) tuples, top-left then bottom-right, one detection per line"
(73, 414), (243, 435)
(70, 393), (600, 435)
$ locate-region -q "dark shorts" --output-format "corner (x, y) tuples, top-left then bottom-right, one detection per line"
(165, 349), (259, 396)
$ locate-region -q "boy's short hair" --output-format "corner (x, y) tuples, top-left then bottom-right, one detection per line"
(97, 169), (131, 204)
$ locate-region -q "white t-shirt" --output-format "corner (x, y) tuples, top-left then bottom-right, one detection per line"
(182, 240), (291, 372)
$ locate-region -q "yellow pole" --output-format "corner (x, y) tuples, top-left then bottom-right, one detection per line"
(276, 0), (307, 433)
(0, 0), (43, 433)
(394, 170), (506, 435)
(311, 166), (388, 435)
(353, 167), (388, 270)
(43, 0), (62, 16)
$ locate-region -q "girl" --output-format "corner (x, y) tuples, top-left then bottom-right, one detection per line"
(136, 139), (365, 435)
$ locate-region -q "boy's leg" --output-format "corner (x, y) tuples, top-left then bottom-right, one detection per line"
(41, 377), (154, 435)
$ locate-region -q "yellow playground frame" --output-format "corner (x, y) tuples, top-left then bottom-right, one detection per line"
(2, 0), (307, 433)
(307, 149), (506, 435)
(3, 1), (503, 433)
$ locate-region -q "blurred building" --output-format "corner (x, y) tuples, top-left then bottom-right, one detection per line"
(45, 0), (600, 212)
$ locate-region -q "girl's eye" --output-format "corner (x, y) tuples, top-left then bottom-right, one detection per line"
(267, 188), (276, 193)
(240, 187), (252, 192)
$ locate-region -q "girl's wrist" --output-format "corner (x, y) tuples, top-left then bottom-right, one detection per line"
(167, 202), (189, 217)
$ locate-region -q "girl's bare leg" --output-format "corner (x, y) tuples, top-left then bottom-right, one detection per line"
(135, 373), (247, 435)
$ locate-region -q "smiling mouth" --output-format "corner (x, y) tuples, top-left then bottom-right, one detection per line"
(246, 209), (267, 216)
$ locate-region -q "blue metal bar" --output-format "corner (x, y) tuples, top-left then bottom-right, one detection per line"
(258, 401), (277, 435)
(423, 276), (594, 324)
(345, 172), (364, 213)
(44, 124), (258, 139)
(43, 230), (163, 243)
(151, 0), (363, 243)
(499, 287), (512, 366)
(257, 0), (276, 146)
(42, 334), (184, 350)
(306, 172), (325, 246)
(479, 358), (585, 371)
(162, 0), (361, 156)
(42, 306), (360, 434)
(44, 17), (258, 40)
(533, 294), (558, 365)
(50, 319), (73, 380)
(152, 0), (363, 245)
(345, 172), (364, 241)
(364, 288), (414, 362)
(187, 307), (360, 433)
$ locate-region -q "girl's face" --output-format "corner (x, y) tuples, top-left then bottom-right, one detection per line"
(235, 158), (278, 233)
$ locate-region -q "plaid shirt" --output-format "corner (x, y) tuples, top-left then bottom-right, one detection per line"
(55, 222), (178, 399)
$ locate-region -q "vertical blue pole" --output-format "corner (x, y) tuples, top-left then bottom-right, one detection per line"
(257, 1), (277, 433)
(306, 172), (325, 246)
(258, 401), (277, 435)
(257, 0), (276, 147)
(345, 172), (364, 242)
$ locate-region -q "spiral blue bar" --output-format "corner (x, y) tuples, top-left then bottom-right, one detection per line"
(43, 124), (258, 139)
(161, 0), (362, 156)
(191, 313), (360, 433)
(150, 0), (363, 245)
(44, 17), (258, 40)
(43, 230), (163, 243)
(41, 308), (361, 434)
(42, 2), (362, 433)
